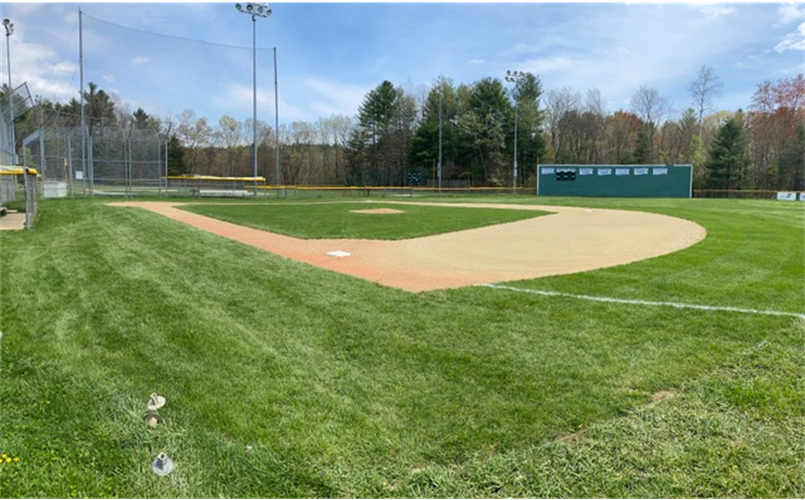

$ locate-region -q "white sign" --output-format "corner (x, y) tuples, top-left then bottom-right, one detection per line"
(598, 168), (612, 176)
(579, 168), (594, 176)
(75, 170), (84, 180)
(541, 167), (555, 175)
(653, 168), (668, 175)
(777, 192), (797, 201)
(615, 168), (630, 176)
(634, 168), (649, 176)
(800, 193), (805, 202)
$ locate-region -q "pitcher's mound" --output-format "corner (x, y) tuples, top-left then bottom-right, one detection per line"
(351, 208), (404, 215)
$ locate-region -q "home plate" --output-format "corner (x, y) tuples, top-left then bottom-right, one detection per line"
(327, 250), (351, 258)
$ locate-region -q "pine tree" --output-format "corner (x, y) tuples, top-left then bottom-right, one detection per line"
(705, 117), (748, 190)
(167, 134), (187, 175)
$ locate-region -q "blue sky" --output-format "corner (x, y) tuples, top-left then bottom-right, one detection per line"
(1, 1), (803, 127)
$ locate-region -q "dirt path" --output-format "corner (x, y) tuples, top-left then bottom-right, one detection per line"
(109, 201), (706, 292)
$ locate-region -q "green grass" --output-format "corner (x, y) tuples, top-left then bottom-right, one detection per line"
(0, 196), (802, 497)
(178, 201), (550, 239)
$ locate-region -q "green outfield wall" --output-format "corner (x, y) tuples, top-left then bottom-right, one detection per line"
(537, 164), (693, 198)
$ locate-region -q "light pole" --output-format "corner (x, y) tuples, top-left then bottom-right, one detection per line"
(2, 19), (12, 90)
(505, 70), (524, 193)
(235, 3), (272, 180)
(274, 46), (280, 186)
(437, 85), (442, 192)
(3, 18), (15, 164)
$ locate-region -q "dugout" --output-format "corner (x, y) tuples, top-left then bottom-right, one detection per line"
(537, 164), (692, 198)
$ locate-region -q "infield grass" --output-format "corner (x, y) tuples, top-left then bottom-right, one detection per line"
(0, 196), (802, 498)
(178, 201), (549, 239)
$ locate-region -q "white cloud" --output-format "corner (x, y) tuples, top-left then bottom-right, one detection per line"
(626, 2), (736, 23)
(102, 74), (116, 84)
(775, 22), (805, 52)
(776, 3), (804, 26)
(686, 4), (737, 26)
(2, 3), (46, 19)
(467, 59), (485, 65)
(130, 56), (150, 66)
(47, 61), (78, 76)
(522, 56), (576, 75)
(34, 81), (77, 101)
(303, 77), (367, 118)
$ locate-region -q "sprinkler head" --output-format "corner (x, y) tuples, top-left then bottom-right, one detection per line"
(143, 412), (163, 428)
(151, 452), (175, 476)
(147, 393), (166, 411)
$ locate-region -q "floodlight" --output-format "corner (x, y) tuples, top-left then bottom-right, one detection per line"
(234, 3), (273, 180)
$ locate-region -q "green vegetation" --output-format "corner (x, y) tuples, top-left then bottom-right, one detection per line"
(179, 201), (549, 239)
(1, 196), (802, 498)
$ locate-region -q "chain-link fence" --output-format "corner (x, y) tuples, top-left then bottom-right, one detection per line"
(0, 168), (40, 229)
(1, 82), (34, 167)
(24, 120), (167, 198)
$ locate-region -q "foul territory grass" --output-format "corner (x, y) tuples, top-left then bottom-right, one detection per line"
(178, 201), (549, 239)
(0, 197), (802, 498)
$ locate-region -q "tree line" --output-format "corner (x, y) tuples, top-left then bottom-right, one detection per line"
(7, 67), (804, 190)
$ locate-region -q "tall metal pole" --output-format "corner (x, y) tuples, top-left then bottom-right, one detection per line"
(274, 46), (280, 186)
(251, 15), (257, 180)
(79, 8), (86, 193)
(437, 86), (442, 192)
(3, 18), (15, 165)
(505, 70), (524, 194)
(513, 104), (518, 193)
(3, 20), (11, 90)
(236, 3), (272, 178)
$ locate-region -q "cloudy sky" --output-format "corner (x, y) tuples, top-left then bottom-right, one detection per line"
(1, 1), (802, 126)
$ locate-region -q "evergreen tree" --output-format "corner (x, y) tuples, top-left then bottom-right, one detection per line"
(705, 117), (748, 190)
(633, 128), (651, 163)
(166, 134), (187, 175)
(776, 122), (805, 190)
(352, 81), (417, 185)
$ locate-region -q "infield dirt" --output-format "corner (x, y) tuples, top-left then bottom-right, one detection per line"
(110, 201), (706, 292)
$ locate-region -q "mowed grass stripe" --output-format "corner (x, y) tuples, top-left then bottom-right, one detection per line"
(0, 196), (802, 498)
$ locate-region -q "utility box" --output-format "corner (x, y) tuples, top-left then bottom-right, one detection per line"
(43, 180), (67, 198)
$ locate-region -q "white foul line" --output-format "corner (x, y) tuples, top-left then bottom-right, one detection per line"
(478, 284), (805, 319)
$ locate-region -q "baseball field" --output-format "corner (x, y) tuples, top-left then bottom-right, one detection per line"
(0, 195), (802, 497)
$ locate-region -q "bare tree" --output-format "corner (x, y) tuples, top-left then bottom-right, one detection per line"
(215, 115), (244, 176)
(545, 86), (582, 157)
(630, 85), (671, 127)
(688, 65), (723, 139)
(585, 88), (607, 163)
(585, 88), (606, 116)
(630, 85), (671, 161)
(175, 109), (213, 173)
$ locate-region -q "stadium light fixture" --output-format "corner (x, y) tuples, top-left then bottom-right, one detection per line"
(235, 3), (272, 181)
(504, 70), (525, 193)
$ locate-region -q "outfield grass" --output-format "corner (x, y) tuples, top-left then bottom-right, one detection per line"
(0, 196), (802, 498)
